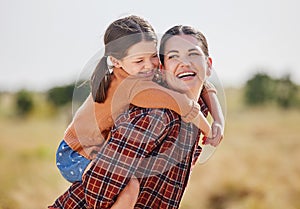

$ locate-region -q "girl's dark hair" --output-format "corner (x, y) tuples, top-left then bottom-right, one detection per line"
(159, 25), (209, 66)
(91, 15), (157, 103)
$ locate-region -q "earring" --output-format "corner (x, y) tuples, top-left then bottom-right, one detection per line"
(154, 69), (164, 84)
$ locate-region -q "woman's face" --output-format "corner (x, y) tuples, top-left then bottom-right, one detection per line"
(113, 41), (159, 77)
(163, 34), (212, 99)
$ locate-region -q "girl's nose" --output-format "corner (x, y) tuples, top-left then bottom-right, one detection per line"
(144, 59), (155, 70)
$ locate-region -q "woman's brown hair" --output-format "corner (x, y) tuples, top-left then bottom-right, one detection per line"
(159, 25), (209, 66)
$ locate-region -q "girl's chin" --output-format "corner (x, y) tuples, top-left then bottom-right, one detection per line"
(137, 70), (155, 78)
(133, 76), (154, 82)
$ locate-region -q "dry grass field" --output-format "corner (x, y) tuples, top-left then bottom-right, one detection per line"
(0, 88), (299, 209)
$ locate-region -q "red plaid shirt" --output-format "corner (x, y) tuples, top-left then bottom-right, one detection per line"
(51, 104), (205, 209)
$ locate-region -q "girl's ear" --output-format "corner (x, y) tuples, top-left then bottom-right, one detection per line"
(110, 56), (122, 68)
(206, 57), (213, 77)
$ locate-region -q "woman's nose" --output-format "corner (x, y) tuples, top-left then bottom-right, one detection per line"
(179, 56), (191, 67)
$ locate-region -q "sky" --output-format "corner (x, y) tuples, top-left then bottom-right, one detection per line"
(1, 0), (299, 91)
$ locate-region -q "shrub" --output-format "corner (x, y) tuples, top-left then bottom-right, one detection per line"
(244, 73), (276, 105)
(46, 84), (74, 107)
(275, 75), (298, 108)
(15, 90), (34, 117)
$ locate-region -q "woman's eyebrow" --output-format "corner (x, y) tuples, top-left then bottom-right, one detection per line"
(188, 48), (200, 52)
(166, 50), (179, 55)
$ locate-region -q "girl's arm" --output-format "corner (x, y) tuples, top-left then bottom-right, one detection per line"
(124, 79), (211, 136)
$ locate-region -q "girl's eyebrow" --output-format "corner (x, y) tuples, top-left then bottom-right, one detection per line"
(134, 52), (157, 59)
(126, 51), (157, 59)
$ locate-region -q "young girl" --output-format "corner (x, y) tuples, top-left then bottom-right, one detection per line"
(56, 15), (223, 185)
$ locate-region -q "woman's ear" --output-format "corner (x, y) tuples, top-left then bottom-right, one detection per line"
(110, 56), (122, 68)
(206, 57), (213, 77)
(159, 63), (164, 70)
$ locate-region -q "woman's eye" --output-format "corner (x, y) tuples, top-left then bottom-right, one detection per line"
(152, 54), (158, 58)
(189, 52), (201, 56)
(168, 54), (178, 59)
(135, 60), (143, 63)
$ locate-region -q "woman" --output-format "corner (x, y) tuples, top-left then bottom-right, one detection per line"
(80, 25), (224, 208)
(160, 25), (224, 147)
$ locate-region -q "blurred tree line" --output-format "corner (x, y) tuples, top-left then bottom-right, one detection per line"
(244, 73), (299, 108)
(1, 72), (299, 118)
(1, 81), (90, 118)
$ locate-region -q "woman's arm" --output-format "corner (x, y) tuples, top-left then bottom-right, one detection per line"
(201, 81), (224, 146)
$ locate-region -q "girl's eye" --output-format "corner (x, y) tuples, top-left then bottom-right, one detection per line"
(135, 60), (143, 63)
(152, 54), (158, 58)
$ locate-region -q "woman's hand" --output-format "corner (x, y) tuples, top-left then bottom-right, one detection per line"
(203, 122), (223, 147)
(111, 177), (140, 209)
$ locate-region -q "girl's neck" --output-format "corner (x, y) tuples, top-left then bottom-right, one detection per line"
(112, 67), (130, 79)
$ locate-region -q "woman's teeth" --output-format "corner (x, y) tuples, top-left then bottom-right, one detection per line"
(177, 72), (196, 78)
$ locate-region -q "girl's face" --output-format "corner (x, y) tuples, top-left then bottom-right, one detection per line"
(163, 34), (212, 99)
(112, 41), (159, 77)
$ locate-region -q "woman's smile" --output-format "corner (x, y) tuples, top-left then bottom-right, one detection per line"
(176, 70), (196, 80)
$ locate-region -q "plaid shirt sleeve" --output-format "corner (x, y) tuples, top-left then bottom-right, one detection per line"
(82, 106), (176, 209)
(190, 96), (208, 164)
(198, 96), (209, 118)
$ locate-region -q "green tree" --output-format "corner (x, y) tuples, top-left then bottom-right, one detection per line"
(15, 90), (34, 117)
(244, 73), (276, 105)
(47, 81), (90, 109)
(47, 84), (74, 107)
(275, 74), (298, 108)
